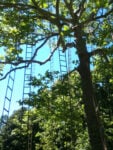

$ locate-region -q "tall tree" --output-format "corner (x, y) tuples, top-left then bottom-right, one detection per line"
(0, 1), (113, 149)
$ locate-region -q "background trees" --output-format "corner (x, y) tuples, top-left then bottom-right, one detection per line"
(0, 72), (91, 150)
(0, 67), (113, 149)
(0, 1), (113, 150)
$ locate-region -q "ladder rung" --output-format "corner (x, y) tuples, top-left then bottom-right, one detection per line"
(5, 96), (11, 101)
(3, 108), (9, 113)
(59, 49), (63, 52)
(24, 74), (31, 77)
(24, 86), (30, 89)
(26, 51), (32, 54)
(24, 83), (30, 86)
(24, 76), (31, 79)
(9, 76), (15, 81)
(7, 86), (13, 91)
(23, 92), (30, 95)
(25, 72), (32, 75)
(26, 46), (32, 48)
(25, 67), (32, 70)
(24, 73), (31, 76)
(59, 56), (66, 58)
(59, 58), (66, 60)
(60, 64), (67, 68)
(26, 57), (32, 60)
(24, 79), (30, 82)
(60, 71), (67, 73)
(26, 51), (32, 53)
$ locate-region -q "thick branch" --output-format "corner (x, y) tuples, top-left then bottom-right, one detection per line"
(0, 40), (59, 80)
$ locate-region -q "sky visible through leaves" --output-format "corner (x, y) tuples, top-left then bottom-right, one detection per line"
(0, 44), (76, 116)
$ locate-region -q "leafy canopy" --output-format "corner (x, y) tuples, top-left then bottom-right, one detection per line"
(0, 0), (113, 68)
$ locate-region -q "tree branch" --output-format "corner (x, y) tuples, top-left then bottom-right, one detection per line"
(88, 47), (110, 63)
(32, 44), (58, 65)
(0, 2), (72, 25)
(0, 39), (59, 80)
(0, 64), (29, 80)
(94, 7), (113, 20)
(88, 48), (105, 57)
(0, 2), (33, 10)
(62, 42), (76, 52)
(74, 0), (86, 17)
(56, 0), (60, 17)
(34, 33), (58, 45)
(81, 6), (113, 27)
(64, 0), (74, 18)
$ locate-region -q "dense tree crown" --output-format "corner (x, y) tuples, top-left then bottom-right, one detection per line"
(0, 0), (112, 73)
(0, 0), (113, 150)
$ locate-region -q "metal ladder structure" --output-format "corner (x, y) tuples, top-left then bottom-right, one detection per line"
(58, 49), (68, 78)
(22, 37), (34, 150)
(0, 65), (16, 129)
(58, 47), (72, 76)
(20, 7), (35, 150)
(0, 9), (34, 149)
(22, 45), (33, 103)
(0, 44), (34, 150)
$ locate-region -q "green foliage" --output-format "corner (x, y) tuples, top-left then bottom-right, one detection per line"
(93, 54), (113, 150)
(0, 71), (91, 150)
(26, 72), (91, 149)
(1, 61), (113, 149)
(0, 0), (112, 62)
(0, 0), (113, 149)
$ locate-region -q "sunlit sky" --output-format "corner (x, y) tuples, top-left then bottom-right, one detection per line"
(0, 44), (76, 117)
(0, 36), (95, 118)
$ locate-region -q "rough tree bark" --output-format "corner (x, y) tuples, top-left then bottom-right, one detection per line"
(75, 26), (107, 150)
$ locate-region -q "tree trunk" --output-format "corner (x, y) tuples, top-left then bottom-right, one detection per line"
(75, 28), (107, 150)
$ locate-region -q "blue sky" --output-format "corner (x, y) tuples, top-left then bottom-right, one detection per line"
(0, 44), (76, 117)
(0, 62), (50, 116)
(0, 44), (51, 116)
